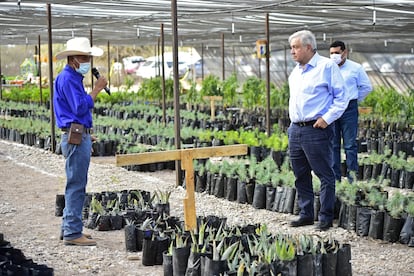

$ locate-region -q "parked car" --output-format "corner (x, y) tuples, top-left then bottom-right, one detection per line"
(380, 62), (394, 73)
(123, 56), (145, 74)
(135, 56), (174, 79)
(136, 52), (200, 79)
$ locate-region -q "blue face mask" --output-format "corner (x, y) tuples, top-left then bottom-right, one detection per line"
(74, 58), (91, 75)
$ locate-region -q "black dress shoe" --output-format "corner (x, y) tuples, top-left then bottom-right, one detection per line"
(290, 217), (314, 227)
(316, 221), (333, 231)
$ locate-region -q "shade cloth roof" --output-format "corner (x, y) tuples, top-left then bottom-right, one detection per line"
(0, 0), (413, 53)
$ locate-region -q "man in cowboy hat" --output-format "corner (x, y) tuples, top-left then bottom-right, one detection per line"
(54, 37), (107, 246)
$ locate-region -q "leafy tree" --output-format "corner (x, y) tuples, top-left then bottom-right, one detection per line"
(200, 75), (222, 98)
(270, 82), (289, 108)
(241, 76), (265, 109)
(361, 86), (407, 121)
(134, 76), (174, 104)
(222, 73), (239, 107)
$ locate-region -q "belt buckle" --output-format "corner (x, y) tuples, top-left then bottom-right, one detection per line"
(299, 122), (306, 126)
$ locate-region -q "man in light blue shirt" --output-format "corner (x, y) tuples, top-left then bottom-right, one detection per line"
(287, 30), (348, 231)
(330, 41), (373, 182)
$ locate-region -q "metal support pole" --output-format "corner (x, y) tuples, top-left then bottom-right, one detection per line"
(221, 33), (225, 80)
(47, 3), (56, 153)
(265, 13), (271, 136)
(201, 43), (204, 81)
(90, 29), (94, 88)
(38, 35), (43, 105)
(158, 37), (161, 77)
(107, 41), (111, 88)
(171, 0), (182, 186)
(161, 23), (167, 126)
(284, 45), (288, 82)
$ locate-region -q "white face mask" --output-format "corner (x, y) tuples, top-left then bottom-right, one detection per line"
(330, 53), (342, 65)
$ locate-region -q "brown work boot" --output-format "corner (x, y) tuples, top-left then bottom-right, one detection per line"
(60, 232), (93, 240)
(64, 235), (96, 246)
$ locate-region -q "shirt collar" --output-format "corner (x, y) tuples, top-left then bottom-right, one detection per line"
(300, 52), (319, 71)
(307, 52), (319, 67)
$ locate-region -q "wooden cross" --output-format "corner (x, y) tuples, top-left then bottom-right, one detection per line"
(203, 96), (223, 121)
(116, 144), (247, 231)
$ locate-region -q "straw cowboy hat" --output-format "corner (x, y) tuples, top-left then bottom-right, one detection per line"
(55, 37), (103, 60)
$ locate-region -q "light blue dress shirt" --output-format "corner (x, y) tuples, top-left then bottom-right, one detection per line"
(288, 53), (348, 125)
(339, 59), (372, 102)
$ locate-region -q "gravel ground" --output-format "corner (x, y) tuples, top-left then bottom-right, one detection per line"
(0, 139), (413, 276)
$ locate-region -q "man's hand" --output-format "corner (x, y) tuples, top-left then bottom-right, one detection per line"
(90, 76), (108, 101)
(313, 117), (328, 129)
(90, 135), (98, 153)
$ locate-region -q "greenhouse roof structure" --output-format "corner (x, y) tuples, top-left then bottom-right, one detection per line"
(0, 0), (413, 53)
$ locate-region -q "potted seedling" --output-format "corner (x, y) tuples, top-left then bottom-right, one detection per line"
(154, 189), (172, 219)
(172, 231), (190, 275)
(162, 239), (174, 276)
(124, 219), (138, 252)
(141, 217), (157, 266)
(85, 195), (104, 230)
(400, 199), (414, 244)
(384, 191), (406, 242)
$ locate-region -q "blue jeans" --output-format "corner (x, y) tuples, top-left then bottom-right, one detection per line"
(288, 123), (336, 223)
(333, 99), (358, 181)
(60, 132), (92, 240)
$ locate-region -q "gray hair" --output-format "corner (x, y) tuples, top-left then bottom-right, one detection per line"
(288, 30), (317, 51)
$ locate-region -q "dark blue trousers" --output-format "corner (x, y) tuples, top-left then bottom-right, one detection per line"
(288, 123), (336, 223)
(333, 99), (359, 181)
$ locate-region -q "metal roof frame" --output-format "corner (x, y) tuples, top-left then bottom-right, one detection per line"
(0, 0), (413, 53)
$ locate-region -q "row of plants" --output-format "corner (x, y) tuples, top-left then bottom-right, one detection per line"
(360, 86), (414, 125)
(55, 187), (173, 233)
(3, 75), (414, 125)
(3, 84), (414, 160)
(357, 149), (414, 191)
(124, 210), (352, 276)
(190, 155), (414, 247)
(357, 116), (414, 158)
(1, 74), (290, 110)
(0, 113), (289, 162)
(0, 99), (290, 158)
(53, 176), (353, 274)
(160, 220), (351, 276)
(336, 177), (414, 246)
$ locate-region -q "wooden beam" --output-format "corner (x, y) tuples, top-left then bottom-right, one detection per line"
(116, 144), (247, 167)
(116, 150), (181, 167)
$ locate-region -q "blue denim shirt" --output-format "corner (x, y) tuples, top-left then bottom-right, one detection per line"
(288, 53), (348, 125)
(53, 64), (94, 128)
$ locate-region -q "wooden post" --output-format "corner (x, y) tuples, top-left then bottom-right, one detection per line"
(181, 149), (196, 230)
(116, 144), (247, 230)
(203, 95), (223, 121)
